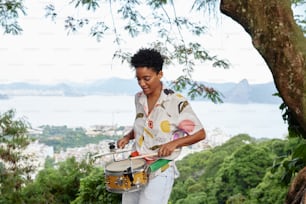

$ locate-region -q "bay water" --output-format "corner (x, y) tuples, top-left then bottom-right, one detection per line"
(0, 95), (288, 139)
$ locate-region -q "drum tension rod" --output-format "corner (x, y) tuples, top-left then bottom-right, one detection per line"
(108, 142), (116, 161)
(108, 142), (116, 152)
(125, 166), (135, 186)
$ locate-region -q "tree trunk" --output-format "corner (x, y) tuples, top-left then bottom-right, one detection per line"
(285, 166), (306, 204)
(220, 0), (306, 134)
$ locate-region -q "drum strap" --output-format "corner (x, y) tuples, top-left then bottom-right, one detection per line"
(148, 159), (171, 172)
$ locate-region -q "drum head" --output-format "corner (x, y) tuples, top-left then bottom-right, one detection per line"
(106, 159), (146, 172)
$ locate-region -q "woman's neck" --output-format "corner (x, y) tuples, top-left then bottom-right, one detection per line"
(147, 82), (162, 99)
(146, 83), (162, 114)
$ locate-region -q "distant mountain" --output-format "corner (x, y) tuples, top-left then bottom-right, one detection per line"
(0, 94), (8, 99)
(223, 79), (251, 103)
(0, 78), (282, 104)
(79, 77), (140, 95)
(0, 82), (83, 97)
(222, 79), (280, 104)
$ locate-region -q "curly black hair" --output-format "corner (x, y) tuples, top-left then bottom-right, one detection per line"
(130, 48), (164, 73)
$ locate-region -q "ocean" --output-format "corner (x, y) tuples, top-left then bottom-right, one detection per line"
(0, 95), (288, 139)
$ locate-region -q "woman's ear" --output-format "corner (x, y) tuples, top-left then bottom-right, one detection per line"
(158, 71), (163, 79)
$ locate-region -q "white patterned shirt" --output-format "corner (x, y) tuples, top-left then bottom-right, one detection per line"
(132, 86), (204, 158)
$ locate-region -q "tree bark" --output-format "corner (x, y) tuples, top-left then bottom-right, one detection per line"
(220, 0), (306, 134)
(285, 166), (306, 204)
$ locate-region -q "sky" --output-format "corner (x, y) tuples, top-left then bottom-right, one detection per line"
(0, 0), (292, 85)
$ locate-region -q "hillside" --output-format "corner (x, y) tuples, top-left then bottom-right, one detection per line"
(170, 134), (292, 203)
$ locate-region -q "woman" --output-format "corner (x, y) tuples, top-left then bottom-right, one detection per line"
(117, 48), (206, 204)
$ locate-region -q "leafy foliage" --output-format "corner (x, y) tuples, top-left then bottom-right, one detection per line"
(170, 134), (292, 204)
(0, 131), (294, 203)
(0, 110), (34, 204)
(21, 156), (121, 204)
(2, 0), (229, 102)
(1, 0), (305, 202)
(0, 0), (26, 34)
(214, 145), (274, 202)
(72, 167), (121, 204)
(271, 138), (306, 184)
(0, 1), (304, 105)
(273, 96), (306, 182)
(21, 157), (93, 203)
(246, 169), (288, 204)
(71, 0), (100, 10)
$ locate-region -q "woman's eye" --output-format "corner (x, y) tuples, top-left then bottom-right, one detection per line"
(144, 77), (151, 81)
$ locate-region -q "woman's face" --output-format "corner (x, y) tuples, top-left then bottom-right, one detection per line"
(135, 67), (163, 96)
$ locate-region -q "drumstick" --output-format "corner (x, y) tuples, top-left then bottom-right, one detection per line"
(130, 152), (158, 160)
(130, 149), (180, 160)
(92, 149), (132, 159)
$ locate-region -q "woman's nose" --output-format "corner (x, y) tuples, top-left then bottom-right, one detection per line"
(138, 79), (145, 87)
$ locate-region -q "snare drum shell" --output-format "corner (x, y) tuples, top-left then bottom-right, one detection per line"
(104, 159), (148, 193)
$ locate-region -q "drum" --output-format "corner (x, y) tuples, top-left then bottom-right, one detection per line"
(104, 158), (148, 193)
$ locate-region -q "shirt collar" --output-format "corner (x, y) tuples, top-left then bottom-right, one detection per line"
(138, 83), (171, 107)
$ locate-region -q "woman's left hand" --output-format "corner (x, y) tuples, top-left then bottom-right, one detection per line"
(157, 141), (177, 157)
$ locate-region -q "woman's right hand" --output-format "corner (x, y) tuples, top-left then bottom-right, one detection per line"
(117, 135), (130, 149)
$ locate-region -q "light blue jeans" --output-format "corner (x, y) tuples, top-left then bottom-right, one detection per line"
(122, 166), (175, 204)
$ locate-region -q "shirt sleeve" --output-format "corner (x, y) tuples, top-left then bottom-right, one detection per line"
(175, 95), (203, 135)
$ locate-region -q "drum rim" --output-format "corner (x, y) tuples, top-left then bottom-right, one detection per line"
(105, 158), (146, 172)
(106, 184), (147, 193)
(105, 168), (146, 175)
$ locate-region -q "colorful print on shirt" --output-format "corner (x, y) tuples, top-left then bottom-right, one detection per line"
(132, 87), (203, 155)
